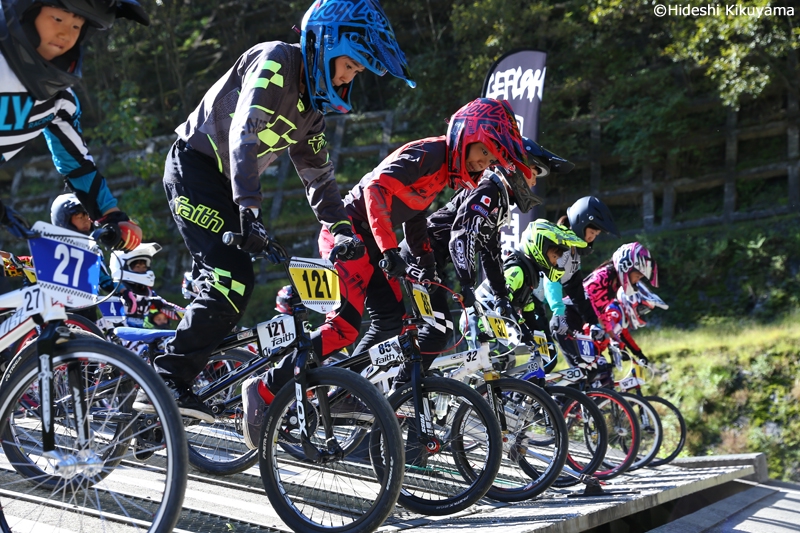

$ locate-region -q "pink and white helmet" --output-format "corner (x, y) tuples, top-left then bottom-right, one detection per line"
(612, 242), (658, 297)
(616, 283), (668, 329)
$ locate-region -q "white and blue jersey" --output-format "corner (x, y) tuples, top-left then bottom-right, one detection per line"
(1, 54), (117, 218)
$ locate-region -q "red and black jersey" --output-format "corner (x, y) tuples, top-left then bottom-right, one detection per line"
(344, 137), (451, 256)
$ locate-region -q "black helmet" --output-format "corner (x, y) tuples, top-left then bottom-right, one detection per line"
(50, 193), (89, 233)
(275, 285), (296, 314)
(567, 196), (620, 240)
(522, 137), (575, 176)
(0, 0), (149, 101)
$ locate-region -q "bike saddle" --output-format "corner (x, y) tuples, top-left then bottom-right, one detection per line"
(114, 327), (176, 343)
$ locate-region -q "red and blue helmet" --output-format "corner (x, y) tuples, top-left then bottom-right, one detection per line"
(300, 0), (414, 114)
(446, 98), (532, 191)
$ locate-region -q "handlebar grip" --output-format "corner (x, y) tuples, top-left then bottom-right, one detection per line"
(378, 259), (389, 270)
(222, 232), (243, 246)
(328, 244), (343, 263)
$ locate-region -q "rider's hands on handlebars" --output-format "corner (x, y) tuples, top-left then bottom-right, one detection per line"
(332, 224), (365, 260)
(493, 296), (515, 318)
(407, 253), (439, 291)
(381, 248), (408, 278)
(238, 206), (270, 253)
(550, 313), (569, 335)
(458, 285), (476, 307)
(95, 211), (142, 251)
(638, 354), (649, 366)
(588, 323), (606, 342)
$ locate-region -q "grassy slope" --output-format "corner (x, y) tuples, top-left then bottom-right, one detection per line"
(636, 316), (800, 481)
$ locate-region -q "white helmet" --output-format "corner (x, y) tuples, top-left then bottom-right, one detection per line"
(616, 282), (668, 329)
(110, 242), (161, 288)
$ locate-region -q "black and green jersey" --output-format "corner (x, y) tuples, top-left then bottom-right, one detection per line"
(175, 41), (347, 227)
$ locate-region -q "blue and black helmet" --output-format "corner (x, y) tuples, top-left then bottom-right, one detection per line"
(300, 0), (415, 114)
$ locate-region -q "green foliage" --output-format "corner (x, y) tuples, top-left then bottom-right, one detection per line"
(639, 318), (800, 481)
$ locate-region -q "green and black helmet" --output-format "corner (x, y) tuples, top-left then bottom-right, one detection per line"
(517, 219), (587, 282)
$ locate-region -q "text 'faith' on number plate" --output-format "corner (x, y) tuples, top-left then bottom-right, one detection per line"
(288, 258), (340, 314)
(412, 283), (437, 327)
(369, 337), (404, 366)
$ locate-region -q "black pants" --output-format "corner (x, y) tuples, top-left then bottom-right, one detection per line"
(394, 241), (454, 383)
(153, 140), (254, 387)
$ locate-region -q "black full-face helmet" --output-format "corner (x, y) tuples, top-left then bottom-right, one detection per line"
(0, 0), (149, 101)
(567, 196), (620, 241)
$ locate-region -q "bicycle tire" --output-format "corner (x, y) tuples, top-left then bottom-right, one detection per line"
(14, 312), (104, 353)
(618, 392), (662, 471)
(185, 348), (258, 475)
(259, 366), (403, 533)
(584, 388), (640, 479)
(546, 385), (609, 488)
(473, 378), (569, 502)
(0, 336), (188, 533)
(645, 395), (686, 467)
(385, 377), (503, 515)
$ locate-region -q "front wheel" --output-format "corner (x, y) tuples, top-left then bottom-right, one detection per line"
(185, 348), (258, 475)
(0, 336), (188, 532)
(474, 379), (569, 502)
(385, 377), (503, 515)
(259, 366), (403, 533)
(645, 395), (686, 466)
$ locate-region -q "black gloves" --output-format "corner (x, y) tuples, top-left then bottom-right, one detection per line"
(407, 253), (439, 291)
(95, 211), (142, 251)
(550, 313), (569, 335)
(493, 296), (515, 318)
(459, 286), (476, 307)
(331, 224), (365, 261)
(638, 354), (649, 366)
(239, 206), (270, 253)
(381, 248), (408, 278)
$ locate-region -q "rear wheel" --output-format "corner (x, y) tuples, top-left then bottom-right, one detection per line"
(645, 395), (686, 466)
(546, 385), (608, 487)
(618, 392), (662, 471)
(385, 377), (503, 515)
(185, 348), (257, 475)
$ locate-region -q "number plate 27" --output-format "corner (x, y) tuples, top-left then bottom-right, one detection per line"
(29, 223), (103, 307)
(288, 258), (340, 314)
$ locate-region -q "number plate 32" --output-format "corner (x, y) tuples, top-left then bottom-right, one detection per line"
(288, 259), (340, 314)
